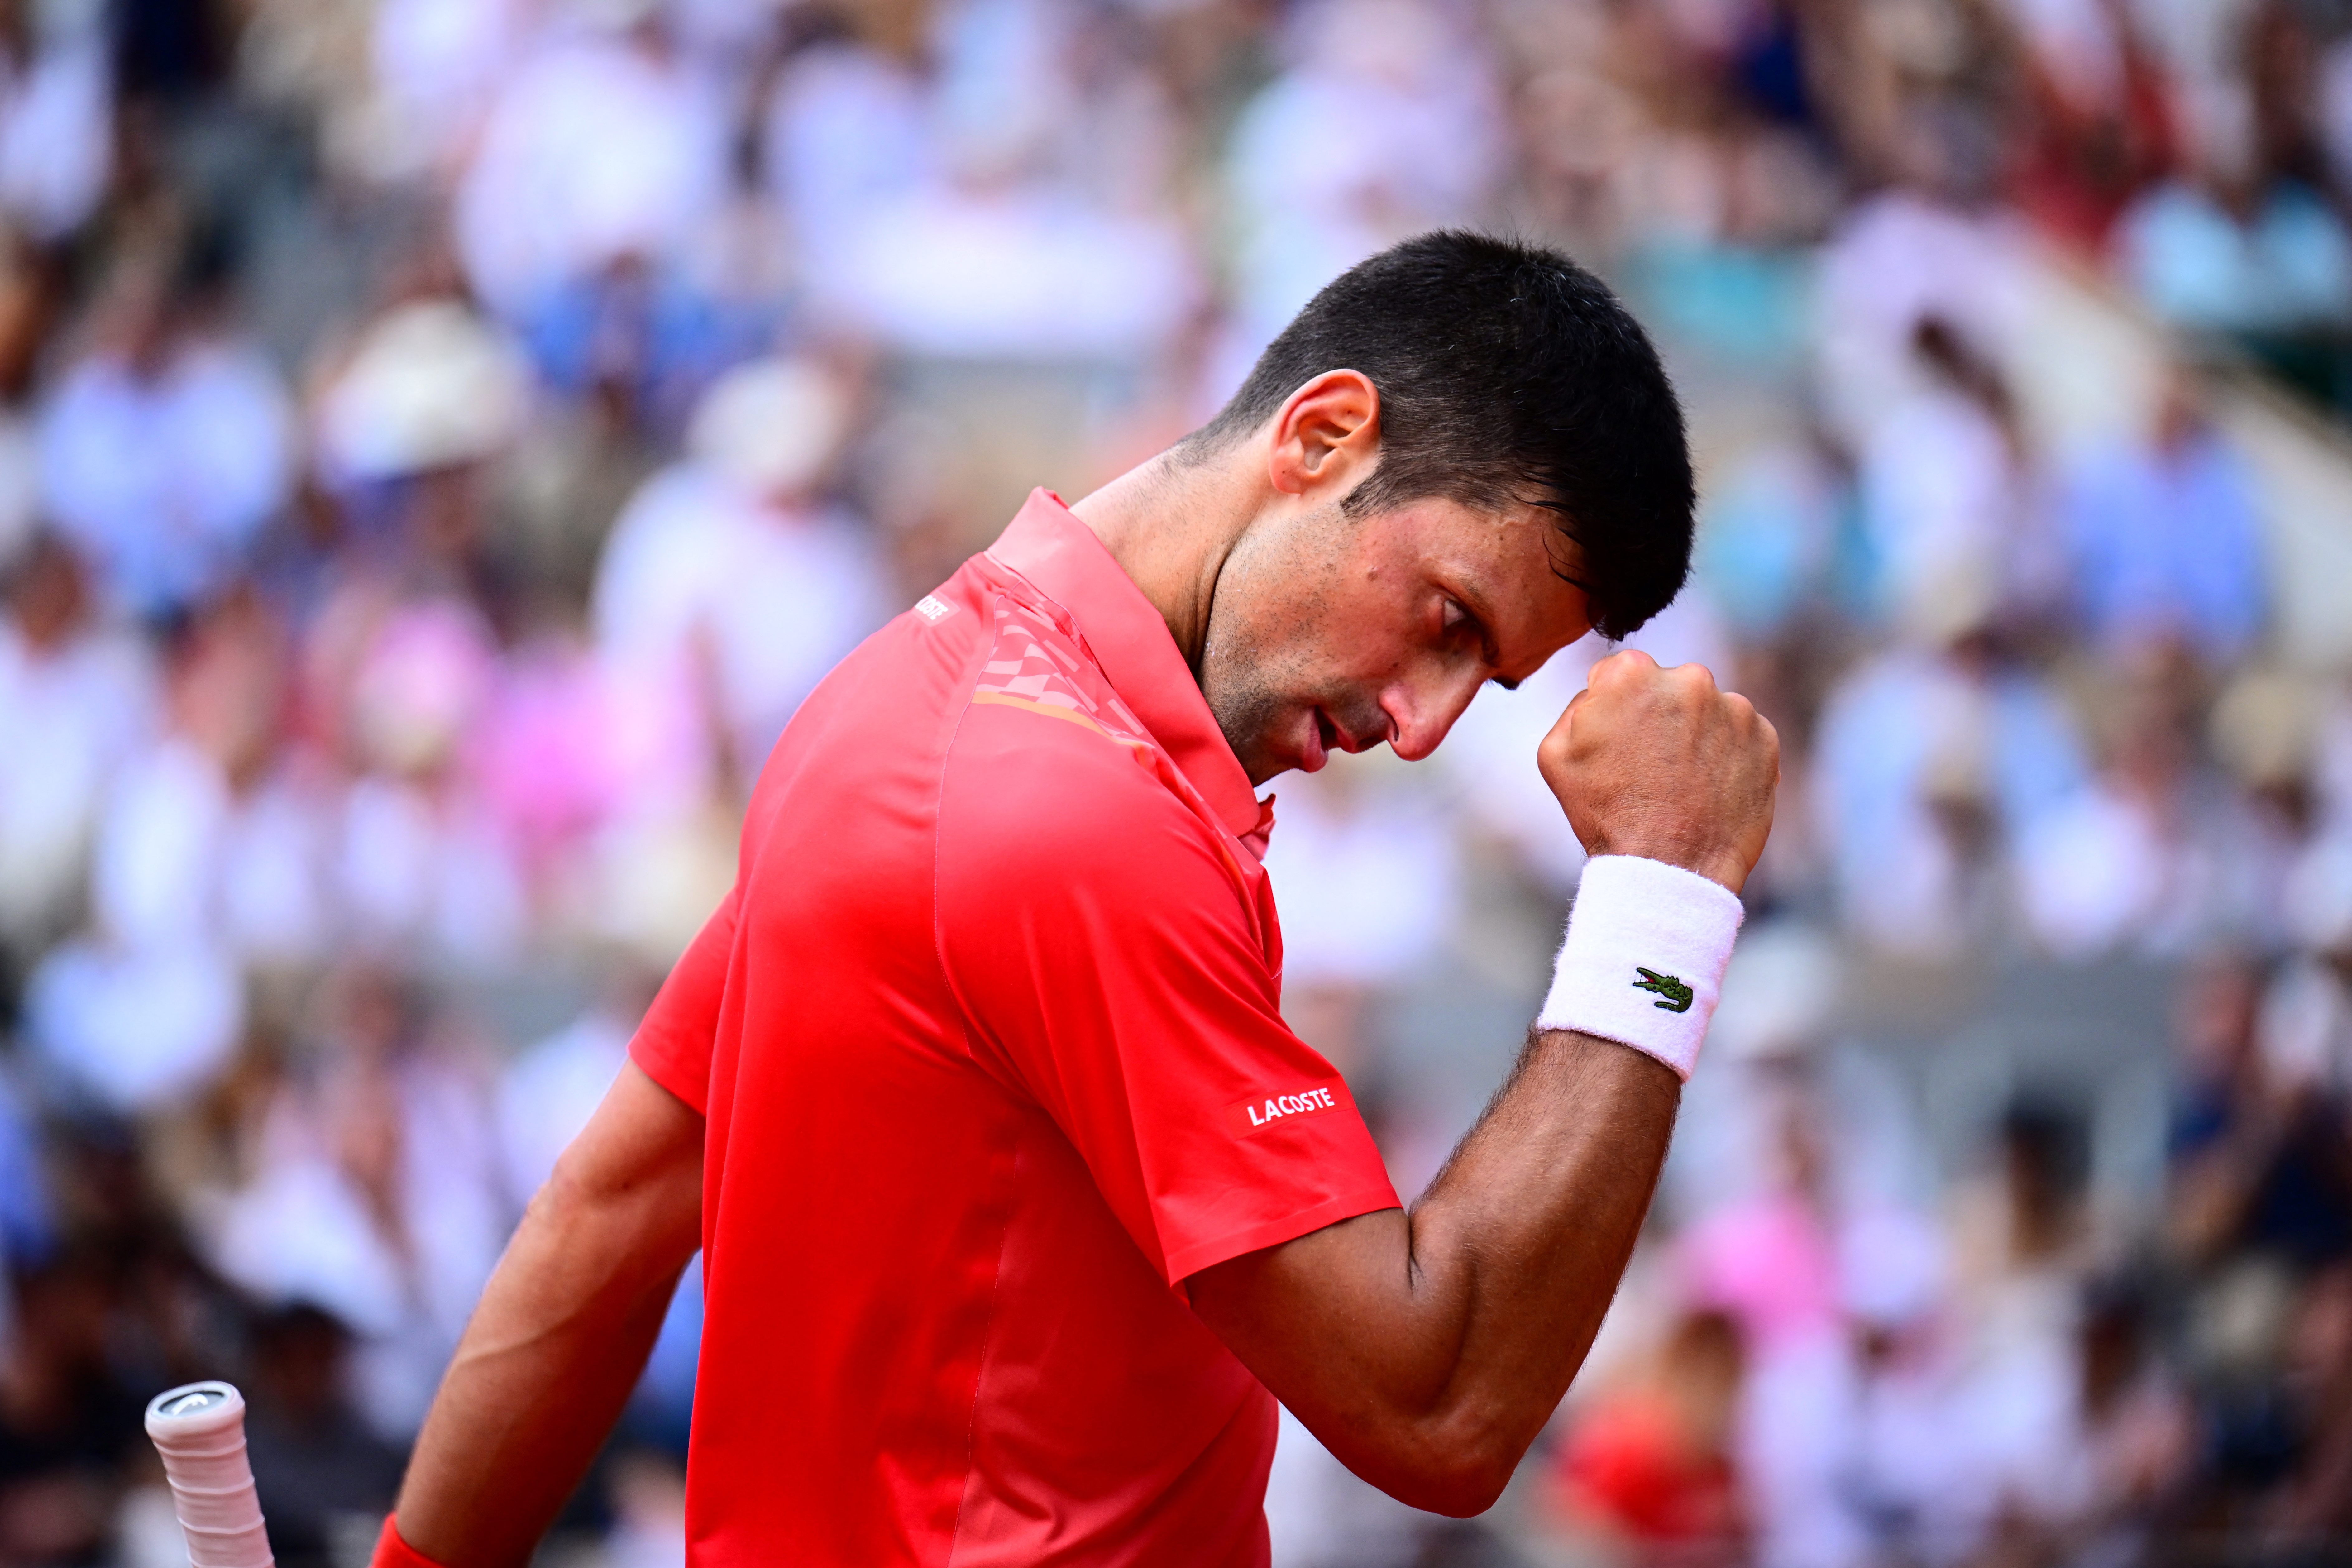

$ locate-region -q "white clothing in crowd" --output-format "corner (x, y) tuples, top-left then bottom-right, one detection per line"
(827, 187), (1198, 360)
(0, 25), (109, 241)
(1857, 384), (2028, 633)
(1814, 194), (2023, 448)
(358, 0), (528, 183)
(1259, 768), (1459, 991)
(1812, 647), (2087, 957)
(333, 775), (528, 963)
(0, 607), (153, 947)
(785, 0), (1200, 360)
(496, 1007), (631, 1208)
(1224, 0), (1503, 352)
(594, 467), (895, 775)
(454, 25), (729, 316)
(25, 736), (328, 1114)
(762, 42), (935, 269)
(38, 340), (295, 616)
(213, 1048), (509, 1442)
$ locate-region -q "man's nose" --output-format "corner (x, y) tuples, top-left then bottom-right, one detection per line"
(1381, 669), (1483, 762)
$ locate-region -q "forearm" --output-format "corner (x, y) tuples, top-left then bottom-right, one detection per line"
(395, 1181), (691, 1567)
(1395, 1030), (1678, 1462)
(392, 1063), (704, 1568)
(1192, 1028), (1676, 1513)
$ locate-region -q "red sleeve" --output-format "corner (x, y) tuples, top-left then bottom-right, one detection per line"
(370, 1518), (448, 1568)
(936, 712), (1399, 1284)
(628, 882), (738, 1116)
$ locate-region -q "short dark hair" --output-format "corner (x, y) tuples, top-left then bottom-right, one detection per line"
(1188, 231), (1692, 641)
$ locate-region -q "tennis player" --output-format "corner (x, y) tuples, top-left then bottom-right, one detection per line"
(372, 231), (1778, 1566)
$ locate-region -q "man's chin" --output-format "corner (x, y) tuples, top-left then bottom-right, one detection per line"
(1202, 676), (1326, 785)
(1239, 745), (1323, 787)
(1239, 751), (1286, 788)
(1232, 730), (1306, 787)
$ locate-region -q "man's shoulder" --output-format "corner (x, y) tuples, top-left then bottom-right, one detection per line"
(936, 699), (1267, 969)
(949, 581), (1164, 791)
(917, 566), (1251, 892)
(946, 682), (1180, 838)
(942, 686), (1242, 897)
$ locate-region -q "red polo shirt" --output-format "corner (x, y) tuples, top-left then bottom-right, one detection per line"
(630, 490), (1401, 1565)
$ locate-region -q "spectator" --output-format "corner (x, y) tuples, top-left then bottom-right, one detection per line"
(1939, 1104), (2100, 1543)
(213, 965), (508, 1443)
(2114, 166), (2352, 340)
(761, 30), (934, 287)
(2169, 959), (2352, 1274)
(327, 596), (527, 968)
(2059, 369), (2267, 665)
(1222, 0), (1502, 359)
(1813, 617), (2087, 958)
(1544, 1308), (1747, 1562)
(242, 1302), (405, 1568)
(0, 0), (111, 244)
(592, 355), (893, 788)
(1856, 317), (2060, 631)
(22, 590), (302, 1115)
(452, 1), (728, 324)
(1260, 760), (1459, 1076)
(0, 536), (155, 969)
(0, 1257), (142, 1565)
(37, 256), (294, 621)
(350, 0), (529, 186)
(808, 0), (1200, 365)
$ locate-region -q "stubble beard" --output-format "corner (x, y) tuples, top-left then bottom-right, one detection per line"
(1198, 520), (1315, 785)
(1196, 499), (1372, 784)
(1201, 639), (1293, 786)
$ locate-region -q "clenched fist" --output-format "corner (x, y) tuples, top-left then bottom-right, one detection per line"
(1537, 650), (1779, 895)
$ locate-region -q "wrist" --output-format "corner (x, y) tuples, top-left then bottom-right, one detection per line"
(1579, 834), (1748, 896)
(1535, 855), (1744, 1079)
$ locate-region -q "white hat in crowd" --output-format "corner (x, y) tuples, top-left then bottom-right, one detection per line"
(316, 299), (533, 483)
(686, 355), (848, 500)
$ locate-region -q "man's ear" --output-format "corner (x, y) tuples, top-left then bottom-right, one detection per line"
(1267, 370), (1380, 500)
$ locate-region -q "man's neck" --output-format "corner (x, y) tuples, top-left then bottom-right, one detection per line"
(1068, 449), (1256, 674)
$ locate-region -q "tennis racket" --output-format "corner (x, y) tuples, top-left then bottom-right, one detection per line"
(145, 1381), (275, 1568)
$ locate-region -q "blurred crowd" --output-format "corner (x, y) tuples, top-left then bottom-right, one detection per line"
(0, 0), (2346, 1563)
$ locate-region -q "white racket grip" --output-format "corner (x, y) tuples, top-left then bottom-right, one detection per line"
(145, 1382), (275, 1568)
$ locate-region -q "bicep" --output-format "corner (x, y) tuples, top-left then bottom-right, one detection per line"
(1187, 1209), (1483, 1500)
(538, 1060), (704, 1272)
(1187, 1208), (1451, 1430)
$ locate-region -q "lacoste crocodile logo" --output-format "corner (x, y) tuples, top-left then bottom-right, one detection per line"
(1633, 968), (1693, 1013)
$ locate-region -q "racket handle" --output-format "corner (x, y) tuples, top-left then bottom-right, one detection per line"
(145, 1381), (276, 1568)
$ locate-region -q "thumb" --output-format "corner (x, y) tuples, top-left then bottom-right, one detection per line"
(1544, 686), (1590, 745)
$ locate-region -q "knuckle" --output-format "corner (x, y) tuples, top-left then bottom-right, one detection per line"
(1604, 649), (1656, 683)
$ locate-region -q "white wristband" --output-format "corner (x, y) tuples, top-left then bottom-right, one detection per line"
(1535, 855), (1745, 1079)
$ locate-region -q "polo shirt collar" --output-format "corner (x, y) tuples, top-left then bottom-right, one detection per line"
(984, 489), (1265, 844)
